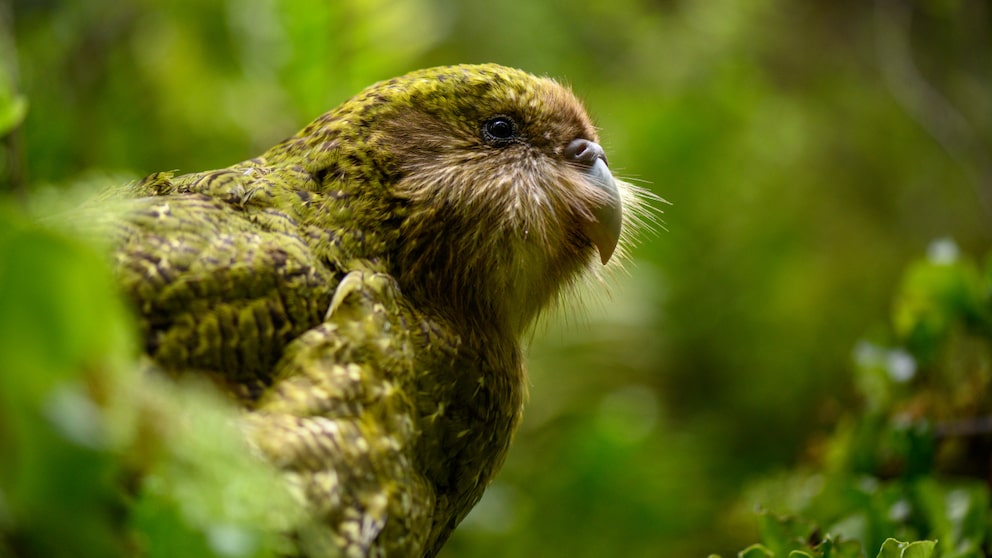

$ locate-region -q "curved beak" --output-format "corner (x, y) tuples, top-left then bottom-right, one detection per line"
(583, 156), (623, 265)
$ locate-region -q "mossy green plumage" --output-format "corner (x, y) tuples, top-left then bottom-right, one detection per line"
(108, 64), (633, 557)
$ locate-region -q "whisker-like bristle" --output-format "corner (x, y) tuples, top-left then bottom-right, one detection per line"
(617, 179), (668, 239)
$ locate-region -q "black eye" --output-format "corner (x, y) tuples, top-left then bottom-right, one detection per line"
(482, 116), (517, 144)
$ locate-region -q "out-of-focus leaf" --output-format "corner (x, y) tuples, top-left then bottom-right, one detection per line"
(757, 512), (816, 557)
(819, 537), (862, 558)
(892, 246), (987, 362)
(129, 375), (304, 558)
(0, 93), (27, 136)
(0, 205), (136, 557)
(0, 205), (303, 558)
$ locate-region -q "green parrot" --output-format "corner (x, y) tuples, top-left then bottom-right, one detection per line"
(108, 64), (642, 557)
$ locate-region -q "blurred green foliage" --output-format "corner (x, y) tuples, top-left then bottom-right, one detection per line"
(719, 243), (992, 557)
(2, 0), (992, 556)
(714, 536), (935, 558)
(0, 207), (307, 557)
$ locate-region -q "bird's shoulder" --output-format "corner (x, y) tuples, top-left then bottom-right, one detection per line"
(107, 163), (352, 400)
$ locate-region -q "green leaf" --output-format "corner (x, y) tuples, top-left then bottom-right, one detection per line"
(900, 541), (936, 558)
(740, 544), (775, 558)
(876, 539), (905, 558)
(875, 539), (936, 558)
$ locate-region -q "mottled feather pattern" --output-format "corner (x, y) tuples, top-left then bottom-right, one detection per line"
(105, 64), (644, 557)
(113, 188), (336, 400)
(248, 272), (434, 556)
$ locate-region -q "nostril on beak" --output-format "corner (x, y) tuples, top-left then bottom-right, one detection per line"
(565, 139), (608, 167)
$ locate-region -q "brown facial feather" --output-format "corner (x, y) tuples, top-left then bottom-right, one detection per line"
(368, 68), (615, 335)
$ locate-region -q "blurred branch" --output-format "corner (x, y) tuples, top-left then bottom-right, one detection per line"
(874, 0), (992, 226)
(934, 415), (992, 438)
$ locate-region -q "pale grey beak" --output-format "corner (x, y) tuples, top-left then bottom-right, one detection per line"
(564, 139), (623, 264)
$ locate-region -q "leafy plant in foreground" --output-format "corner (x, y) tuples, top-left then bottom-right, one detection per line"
(717, 239), (992, 558)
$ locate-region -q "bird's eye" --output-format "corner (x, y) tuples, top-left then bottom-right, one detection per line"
(482, 116), (517, 144)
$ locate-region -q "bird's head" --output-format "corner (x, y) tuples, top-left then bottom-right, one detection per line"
(289, 64), (649, 337)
